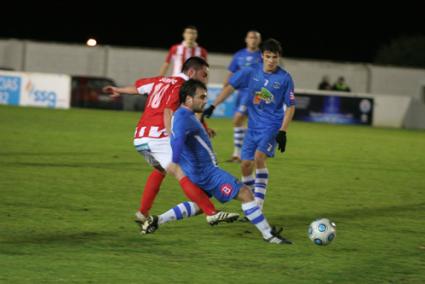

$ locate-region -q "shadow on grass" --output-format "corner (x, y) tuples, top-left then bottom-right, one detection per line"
(272, 202), (425, 228)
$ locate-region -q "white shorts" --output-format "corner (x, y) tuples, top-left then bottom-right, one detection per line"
(134, 137), (171, 170)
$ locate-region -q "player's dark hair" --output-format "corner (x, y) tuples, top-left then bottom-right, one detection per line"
(247, 30), (261, 36)
(181, 56), (209, 73)
(179, 79), (207, 104)
(260, 38), (282, 55)
(184, 25), (198, 31)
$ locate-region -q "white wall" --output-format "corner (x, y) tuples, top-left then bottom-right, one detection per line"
(23, 42), (105, 76)
(1, 39), (424, 97)
(284, 59), (369, 93)
(1, 39), (424, 128)
(369, 65), (425, 98)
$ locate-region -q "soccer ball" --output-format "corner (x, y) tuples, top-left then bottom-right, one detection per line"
(308, 218), (336, 246)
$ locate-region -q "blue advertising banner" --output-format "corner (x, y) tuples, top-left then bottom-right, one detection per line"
(0, 75), (21, 105)
(294, 93), (374, 125)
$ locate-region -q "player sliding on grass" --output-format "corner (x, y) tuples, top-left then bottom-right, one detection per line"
(142, 79), (292, 244)
(103, 57), (239, 230)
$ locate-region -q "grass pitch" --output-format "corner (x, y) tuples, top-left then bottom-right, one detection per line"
(0, 105), (424, 283)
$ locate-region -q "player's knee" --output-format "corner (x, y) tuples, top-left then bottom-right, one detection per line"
(237, 186), (254, 202)
(233, 113), (245, 126)
(241, 160), (253, 172)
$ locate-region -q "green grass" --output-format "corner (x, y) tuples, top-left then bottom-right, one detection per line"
(1, 105), (424, 283)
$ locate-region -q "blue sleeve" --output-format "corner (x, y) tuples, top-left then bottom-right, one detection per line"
(170, 114), (189, 163)
(284, 74), (296, 107)
(227, 53), (239, 73)
(228, 67), (252, 90)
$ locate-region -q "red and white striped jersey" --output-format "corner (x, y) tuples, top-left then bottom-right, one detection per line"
(165, 42), (208, 76)
(133, 73), (188, 139)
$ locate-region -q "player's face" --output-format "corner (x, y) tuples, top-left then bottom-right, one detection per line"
(190, 66), (209, 84)
(192, 88), (208, 113)
(183, 28), (198, 43)
(262, 51), (280, 72)
(245, 32), (261, 50)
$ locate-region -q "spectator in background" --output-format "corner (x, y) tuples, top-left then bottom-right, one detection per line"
(159, 26), (208, 76)
(332, 76), (351, 92)
(318, 75), (332, 90)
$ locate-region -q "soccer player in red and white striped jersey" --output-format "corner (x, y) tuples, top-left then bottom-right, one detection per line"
(103, 57), (238, 230)
(159, 26), (208, 76)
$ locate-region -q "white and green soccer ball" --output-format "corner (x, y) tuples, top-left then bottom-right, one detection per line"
(308, 218), (336, 246)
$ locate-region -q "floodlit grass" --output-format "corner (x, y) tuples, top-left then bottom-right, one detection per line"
(1, 105), (424, 283)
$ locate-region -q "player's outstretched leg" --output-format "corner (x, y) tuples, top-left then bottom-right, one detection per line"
(140, 201), (200, 234)
(237, 187), (292, 244)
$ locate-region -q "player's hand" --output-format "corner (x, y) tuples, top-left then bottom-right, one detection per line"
(276, 130), (287, 153)
(203, 105), (215, 119)
(103, 85), (120, 98)
(206, 128), (216, 138)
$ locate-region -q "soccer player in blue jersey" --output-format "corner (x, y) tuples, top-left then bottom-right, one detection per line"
(203, 39), (296, 211)
(223, 30), (262, 163)
(142, 79), (291, 244)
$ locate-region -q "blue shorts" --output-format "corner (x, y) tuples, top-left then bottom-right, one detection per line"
(241, 128), (278, 161)
(234, 89), (250, 115)
(195, 168), (242, 203)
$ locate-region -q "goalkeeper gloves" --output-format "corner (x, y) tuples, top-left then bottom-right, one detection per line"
(203, 105), (215, 118)
(276, 130), (287, 153)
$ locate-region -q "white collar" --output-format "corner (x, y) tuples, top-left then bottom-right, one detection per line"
(176, 73), (189, 81)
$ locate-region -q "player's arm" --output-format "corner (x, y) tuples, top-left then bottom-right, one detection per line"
(203, 68), (250, 118)
(280, 105), (295, 132)
(158, 62), (170, 76)
(168, 116), (188, 178)
(214, 84), (235, 107)
(202, 84), (235, 119)
(159, 46), (175, 76)
(223, 53), (238, 87)
(276, 77), (296, 153)
(164, 108), (173, 135)
(222, 71), (234, 87)
(102, 85), (138, 98)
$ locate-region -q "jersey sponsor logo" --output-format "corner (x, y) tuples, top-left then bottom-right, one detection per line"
(272, 81), (281, 89)
(220, 184), (233, 196)
(254, 87), (274, 104)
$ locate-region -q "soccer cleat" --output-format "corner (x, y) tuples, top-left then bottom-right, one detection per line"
(225, 156), (241, 163)
(264, 226), (292, 244)
(134, 211), (147, 227)
(238, 216), (250, 222)
(140, 215), (159, 235)
(206, 211), (240, 226)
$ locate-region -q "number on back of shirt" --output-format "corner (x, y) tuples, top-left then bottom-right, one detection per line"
(147, 83), (170, 109)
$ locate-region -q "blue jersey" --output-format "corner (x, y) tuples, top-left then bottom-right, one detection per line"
(171, 107), (218, 185)
(228, 63), (295, 130)
(228, 48), (262, 95)
(228, 48), (262, 74)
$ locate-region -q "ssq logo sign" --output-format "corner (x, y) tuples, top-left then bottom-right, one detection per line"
(26, 81), (57, 108)
(0, 75), (21, 105)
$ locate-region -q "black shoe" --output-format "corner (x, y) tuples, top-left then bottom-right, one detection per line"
(141, 215), (159, 235)
(264, 226), (292, 244)
(238, 216), (250, 222)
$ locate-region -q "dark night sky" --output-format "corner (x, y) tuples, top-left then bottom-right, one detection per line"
(1, 2), (424, 63)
